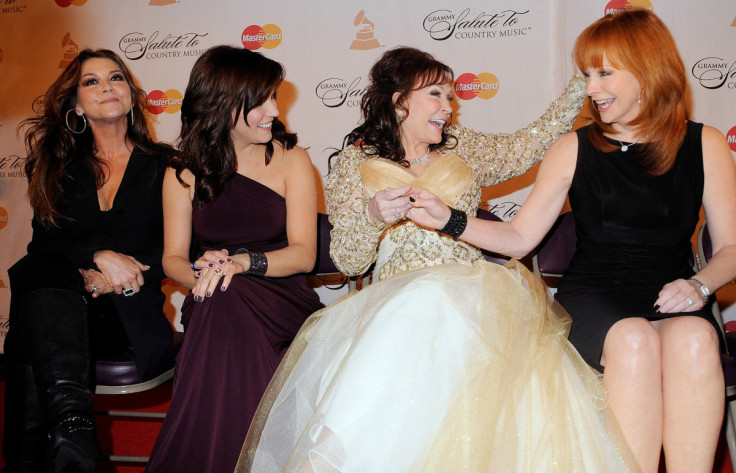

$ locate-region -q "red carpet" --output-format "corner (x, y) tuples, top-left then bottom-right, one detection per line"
(0, 379), (733, 472)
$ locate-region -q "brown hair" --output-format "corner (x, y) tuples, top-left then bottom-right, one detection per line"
(331, 46), (456, 169)
(21, 48), (169, 226)
(573, 8), (691, 174)
(174, 45), (296, 203)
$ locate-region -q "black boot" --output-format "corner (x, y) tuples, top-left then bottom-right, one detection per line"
(2, 363), (46, 472)
(19, 288), (99, 473)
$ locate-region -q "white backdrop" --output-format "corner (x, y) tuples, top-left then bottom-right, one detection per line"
(1, 0), (735, 347)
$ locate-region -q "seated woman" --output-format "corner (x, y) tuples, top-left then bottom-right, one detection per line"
(408, 9), (736, 473)
(144, 46), (323, 473)
(235, 47), (638, 472)
(5, 49), (174, 472)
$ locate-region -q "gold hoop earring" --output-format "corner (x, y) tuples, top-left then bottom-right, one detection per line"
(65, 109), (87, 134)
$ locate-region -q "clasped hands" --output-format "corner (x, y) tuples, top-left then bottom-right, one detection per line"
(80, 250), (149, 298)
(368, 185), (451, 230)
(189, 249), (250, 302)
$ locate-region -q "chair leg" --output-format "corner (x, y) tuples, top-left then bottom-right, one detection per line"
(726, 399), (736, 472)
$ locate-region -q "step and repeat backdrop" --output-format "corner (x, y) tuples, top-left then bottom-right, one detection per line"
(0, 0), (734, 345)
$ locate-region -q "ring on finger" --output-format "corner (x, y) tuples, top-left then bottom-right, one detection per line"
(685, 297), (694, 306)
(214, 268), (223, 276)
(92, 286), (99, 293)
(123, 287), (136, 297)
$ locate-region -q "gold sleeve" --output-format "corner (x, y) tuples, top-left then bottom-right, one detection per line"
(449, 75), (586, 186)
(326, 146), (387, 276)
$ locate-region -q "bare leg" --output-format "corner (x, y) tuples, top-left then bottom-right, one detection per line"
(601, 318), (663, 473)
(656, 317), (723, 473)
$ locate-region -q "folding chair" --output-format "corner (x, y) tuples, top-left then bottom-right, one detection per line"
(94, 330), (183, 464)
(697, 221), (736, 470)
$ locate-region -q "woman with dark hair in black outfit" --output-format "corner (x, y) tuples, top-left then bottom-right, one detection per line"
(5, 48), (174, 473)
(144, 45), (322, 473)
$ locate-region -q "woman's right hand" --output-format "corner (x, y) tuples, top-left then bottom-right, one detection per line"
(190, 249), (240, 301)
(93, 250), (149, 295)
(79, 268), (113, 298)
(367, 185), (413, 224)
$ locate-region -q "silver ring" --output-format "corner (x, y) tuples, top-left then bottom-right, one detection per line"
(685, 298), (694, 306)
(92, 286), (99, 293)
(123, 288), (136, 297)
(392, 209), (401, 220)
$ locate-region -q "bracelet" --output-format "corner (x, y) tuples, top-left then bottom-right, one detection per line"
(437, 207), (467, 239)
(235, 248), (268, 277)
(688, 277), (711, 304)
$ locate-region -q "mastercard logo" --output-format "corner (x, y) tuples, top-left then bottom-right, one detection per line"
(0, 207), (8, 230)
(146, 89), (183, 115)
(727, 126), (736, 153)
(55, 0), (88, 6)
(604, 0), (653, 14)
(241, 24), (283, 50)
(454, 73), (500, 100)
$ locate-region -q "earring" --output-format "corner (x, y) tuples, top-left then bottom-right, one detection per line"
(130, 107), (134, 123)
(65, 109), (87, 134)
(397, 109), (406, 119)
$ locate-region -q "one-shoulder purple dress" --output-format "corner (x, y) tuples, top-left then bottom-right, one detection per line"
(145, 173), (322, 473)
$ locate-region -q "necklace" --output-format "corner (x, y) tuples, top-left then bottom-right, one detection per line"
(407, 150), (430, 166)
(616, 140), (636, 152)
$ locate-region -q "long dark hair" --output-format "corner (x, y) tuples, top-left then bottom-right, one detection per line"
(330, 46), (456, 169)
(20, 48), (168, 227)
(174, 45), (297, 203)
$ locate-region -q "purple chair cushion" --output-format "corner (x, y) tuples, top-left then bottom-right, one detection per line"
(536, 212), (576, 275)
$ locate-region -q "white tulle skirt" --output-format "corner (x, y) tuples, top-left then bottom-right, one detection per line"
(235, 260), (639, 473)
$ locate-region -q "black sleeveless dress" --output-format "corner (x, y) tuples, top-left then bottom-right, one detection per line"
(145, 173), (323, 473)
(556, 122), (718, 371)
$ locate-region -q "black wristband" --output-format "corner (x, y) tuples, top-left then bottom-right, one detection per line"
(235, 248), (268, 277)
(437, 207), (467, 239)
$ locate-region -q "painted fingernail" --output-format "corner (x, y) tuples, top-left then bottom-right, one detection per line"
(221, 285), (227, 291)
(194, 295), (203, 302)
(206, 291), (212, 297)
(208, 263), (214, 267)
(409, 197), (415, 202)
(654, 304), (660, 312)
(219, 260), (225, 264)
(227, 258), (232, 263)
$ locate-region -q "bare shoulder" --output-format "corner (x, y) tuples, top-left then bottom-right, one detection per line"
(701, 124), (729, 148)
(542, 131), (579, 165)
(701, 125), (733, 165)
(165, 166), (195, 188)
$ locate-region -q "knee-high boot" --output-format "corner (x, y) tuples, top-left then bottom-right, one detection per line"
(2, 363), (46, 472)
(19, 288), (99, 473)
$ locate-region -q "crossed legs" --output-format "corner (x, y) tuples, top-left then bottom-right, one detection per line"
(601, 316), (723, 473)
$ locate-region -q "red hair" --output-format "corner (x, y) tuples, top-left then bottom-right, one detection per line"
(573, 8), (691, 174)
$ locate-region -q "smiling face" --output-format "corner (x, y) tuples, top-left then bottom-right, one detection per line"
(230, 90), (279, 148)
(583, 54), (642, 135)
(397, 82), (453, 152)
(74, 57), (132, 126)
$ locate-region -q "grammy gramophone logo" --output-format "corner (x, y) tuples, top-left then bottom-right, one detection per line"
(350, 10), (380, 50)
(58, 33), (79, 69)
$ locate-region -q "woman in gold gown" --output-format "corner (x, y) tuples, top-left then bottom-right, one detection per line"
(235, 47), (638, 473)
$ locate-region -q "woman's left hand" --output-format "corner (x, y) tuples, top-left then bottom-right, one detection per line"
(655, 278), (706, 313)
(406, 187), (452, 229)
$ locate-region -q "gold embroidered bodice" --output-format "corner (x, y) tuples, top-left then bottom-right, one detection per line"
(325, 76), (586, 280)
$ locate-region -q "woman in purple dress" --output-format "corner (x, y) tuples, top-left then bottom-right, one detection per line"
(144, 45), (322, 473)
